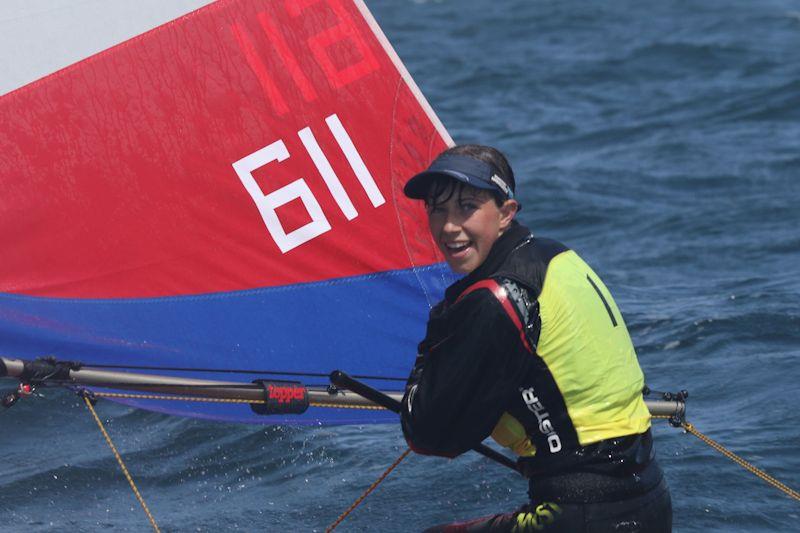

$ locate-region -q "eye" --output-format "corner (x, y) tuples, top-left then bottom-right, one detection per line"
(459, 201), (478, 211)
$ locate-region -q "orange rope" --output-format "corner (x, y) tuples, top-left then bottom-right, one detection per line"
(681, 421), (800, 502)
(652, 414), (799, 502)
(92, 391), (386, 409)
(326, 448), (412, 532)
(93, 391), (257, 404)
(83, 396), (161, 532)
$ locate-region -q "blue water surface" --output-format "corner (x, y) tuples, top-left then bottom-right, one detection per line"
(2, 0), (799, 531)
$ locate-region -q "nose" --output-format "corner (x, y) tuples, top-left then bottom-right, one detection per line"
(441, 217), (460, 235)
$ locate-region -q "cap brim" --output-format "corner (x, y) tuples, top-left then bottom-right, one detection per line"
(403, 169), (497, 199)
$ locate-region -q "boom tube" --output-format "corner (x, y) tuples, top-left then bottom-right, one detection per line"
(0, 356), (685, 418)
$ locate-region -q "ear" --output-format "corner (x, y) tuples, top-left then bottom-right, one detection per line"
(498, 199), (518, 231)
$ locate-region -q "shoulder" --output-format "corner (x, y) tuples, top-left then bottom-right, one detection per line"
(514, 236), (570, 265)
(495, 236), (571, 297)
(450, 278), (524, 328)
(454, 277), (537, 352)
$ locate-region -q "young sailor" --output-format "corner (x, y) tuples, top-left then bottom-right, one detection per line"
(400, 145), (672, 532)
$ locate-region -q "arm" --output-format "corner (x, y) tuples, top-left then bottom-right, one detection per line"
(400, 288), (531, 458)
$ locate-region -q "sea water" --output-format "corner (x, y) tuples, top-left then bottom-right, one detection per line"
(1, 0), (799, 531)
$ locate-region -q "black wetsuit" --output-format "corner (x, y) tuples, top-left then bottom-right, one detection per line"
(401, 222), (671, 532)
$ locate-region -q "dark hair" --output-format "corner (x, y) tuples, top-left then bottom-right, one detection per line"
(425, 144), (515, 208)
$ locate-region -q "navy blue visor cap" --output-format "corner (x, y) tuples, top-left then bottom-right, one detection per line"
(403, 154), (515, 201)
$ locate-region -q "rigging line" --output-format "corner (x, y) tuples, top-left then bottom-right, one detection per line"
(681, 421), (800, 503)
(654, 415), (799, 502)
(96, 392), (262, 404)
(80, 363), (407, 382)
(326, 448), (412, 532)
(81, 394), (161, 533)
(93, 391), (388, 410)
(34, 380), (402, 392)
(37, 381), (269, 390)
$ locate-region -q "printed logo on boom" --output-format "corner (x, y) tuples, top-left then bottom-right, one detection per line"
(520, 387), (562, 453)
(268, 384), (305, 404)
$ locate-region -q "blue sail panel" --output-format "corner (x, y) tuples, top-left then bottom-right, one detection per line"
(0, 265), (457, 424)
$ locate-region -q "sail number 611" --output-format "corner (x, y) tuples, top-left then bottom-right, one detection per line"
(232, 113), (384, 254)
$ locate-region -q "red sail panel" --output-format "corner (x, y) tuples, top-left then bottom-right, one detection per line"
(0, 0), (450, 298)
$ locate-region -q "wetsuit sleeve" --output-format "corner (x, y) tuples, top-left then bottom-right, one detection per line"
(400, 289), (530, 457)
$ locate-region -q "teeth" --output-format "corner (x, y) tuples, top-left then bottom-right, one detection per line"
(446, 242), (469, 251)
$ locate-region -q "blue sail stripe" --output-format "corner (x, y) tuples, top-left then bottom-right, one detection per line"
(0, 264), (459, 424)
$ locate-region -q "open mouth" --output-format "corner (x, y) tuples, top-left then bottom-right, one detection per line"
(444, 241), (471, 255)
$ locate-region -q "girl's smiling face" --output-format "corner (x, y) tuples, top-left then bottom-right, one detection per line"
(426, 180), (518, 274)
